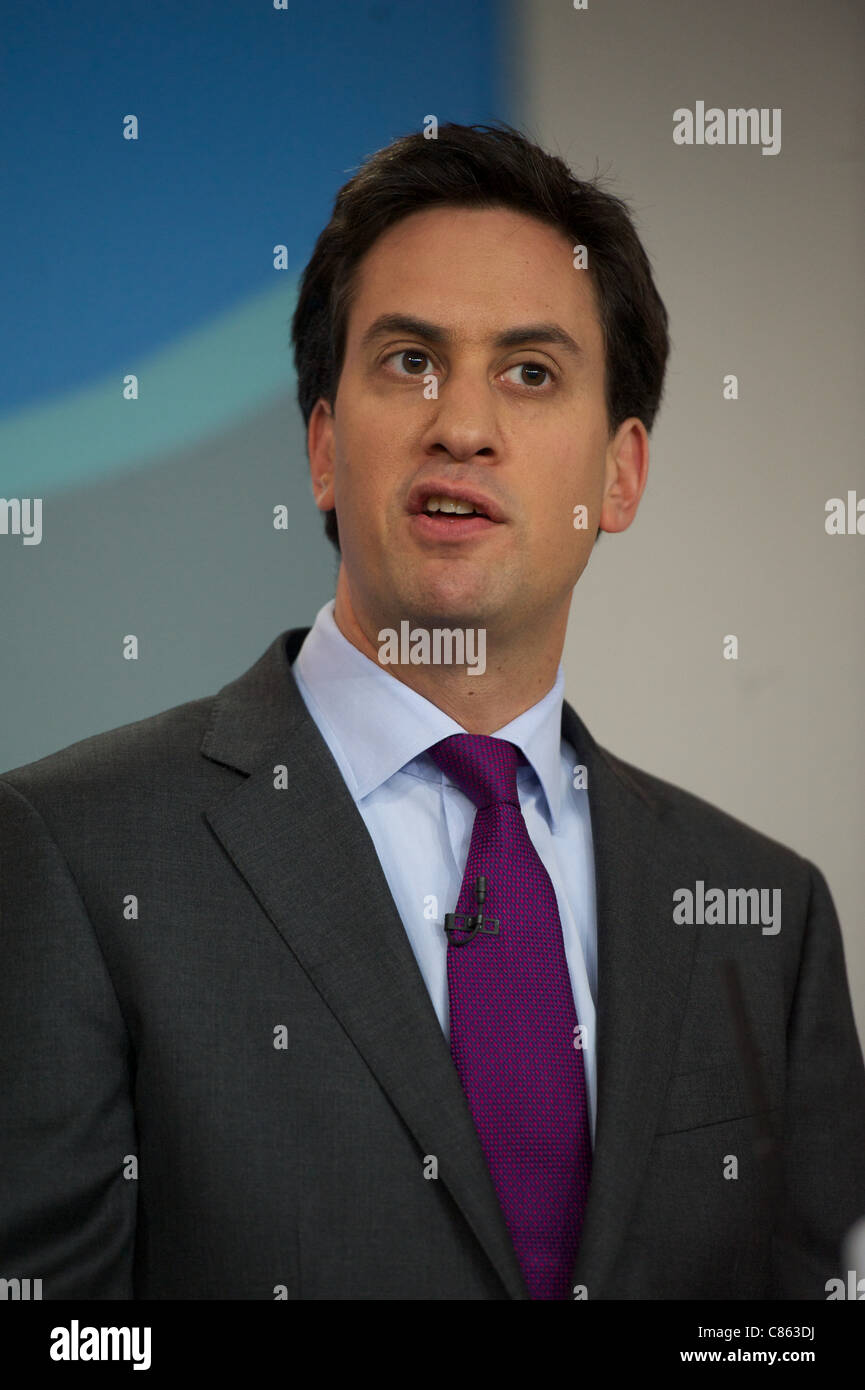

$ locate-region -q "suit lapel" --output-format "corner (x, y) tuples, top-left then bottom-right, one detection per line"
(201, 627), (529, 1300)
(562, 703), (703, 1298)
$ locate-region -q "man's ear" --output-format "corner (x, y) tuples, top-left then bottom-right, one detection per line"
(598, 417), (649, 536)
(308, 399), (336, 512)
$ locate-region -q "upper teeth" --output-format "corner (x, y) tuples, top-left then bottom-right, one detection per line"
(425, 495), (480, 514)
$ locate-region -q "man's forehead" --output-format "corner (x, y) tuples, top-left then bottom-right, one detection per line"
(346, 205), (601, 348)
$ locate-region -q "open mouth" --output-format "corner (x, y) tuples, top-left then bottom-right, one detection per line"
(422, 508), (489, 520)
(407, 487), (504, 540)
(422, 496), (489, 519)
(410, 509), (499, 540)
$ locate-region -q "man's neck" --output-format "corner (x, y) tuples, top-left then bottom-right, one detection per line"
(331, 585), (566, 735)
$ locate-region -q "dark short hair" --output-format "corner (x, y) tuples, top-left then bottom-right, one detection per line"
(291, 121), (670, 554)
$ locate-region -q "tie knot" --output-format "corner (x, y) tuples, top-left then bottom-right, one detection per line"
(427, 733), (525, 810)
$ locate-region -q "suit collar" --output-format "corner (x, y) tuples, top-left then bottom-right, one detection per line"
(202, 627), (701, 1299)
(199, 627), (310, 773)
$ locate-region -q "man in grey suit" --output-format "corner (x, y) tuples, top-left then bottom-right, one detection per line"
(2, 122), (864, 1301)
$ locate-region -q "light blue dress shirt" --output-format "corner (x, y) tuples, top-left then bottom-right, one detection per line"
(292, 599), (599, 1139)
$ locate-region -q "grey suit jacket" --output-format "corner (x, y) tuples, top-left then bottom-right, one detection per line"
(1, 626), (864, 1300)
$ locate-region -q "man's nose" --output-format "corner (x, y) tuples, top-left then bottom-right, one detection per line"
(419, 366), (503, 463)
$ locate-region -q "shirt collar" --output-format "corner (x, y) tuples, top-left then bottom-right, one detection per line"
(292, 599), (567, 831)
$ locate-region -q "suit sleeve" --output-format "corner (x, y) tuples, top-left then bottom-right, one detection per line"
(771, 859), (865, 1297)
(0, 778), (137, 1298)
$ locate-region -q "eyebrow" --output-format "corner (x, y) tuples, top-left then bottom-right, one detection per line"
(359, 313), (583, 359)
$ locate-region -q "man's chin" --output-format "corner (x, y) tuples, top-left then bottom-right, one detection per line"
(384, 575), (499, 631)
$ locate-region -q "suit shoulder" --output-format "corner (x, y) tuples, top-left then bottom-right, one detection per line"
(597, 743), (812, 879)
(0, 693), (218, 816)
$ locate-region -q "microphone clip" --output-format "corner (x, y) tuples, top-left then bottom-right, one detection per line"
(444, 875), (500, 946)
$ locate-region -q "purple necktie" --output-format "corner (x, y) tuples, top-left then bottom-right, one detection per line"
(427, 733), (591, 1300)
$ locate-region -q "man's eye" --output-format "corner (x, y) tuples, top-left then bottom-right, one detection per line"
(385, 349), (432, 376)
(502, 362), (554, 389)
